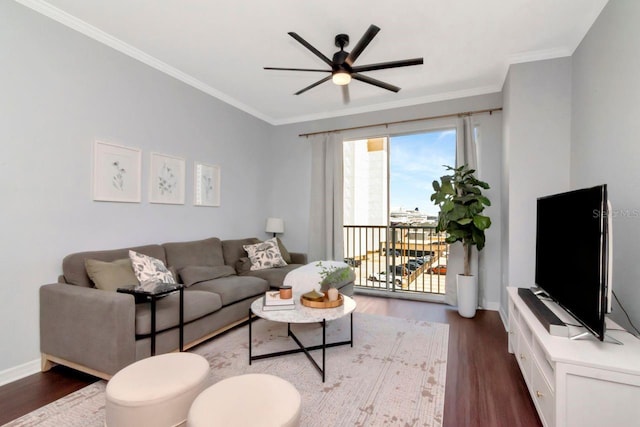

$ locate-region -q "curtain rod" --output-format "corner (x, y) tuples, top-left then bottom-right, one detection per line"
(298, 107), (502, 138)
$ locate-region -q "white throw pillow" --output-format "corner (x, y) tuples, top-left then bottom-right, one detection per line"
(128, 250), (176, 285)
(243, 238), (287, 271)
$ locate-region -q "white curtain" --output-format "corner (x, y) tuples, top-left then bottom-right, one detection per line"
(444, 116), (479, 306)
(308, 132), (344, 261)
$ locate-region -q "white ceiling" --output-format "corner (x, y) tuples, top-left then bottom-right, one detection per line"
(19, 0), (608, 125)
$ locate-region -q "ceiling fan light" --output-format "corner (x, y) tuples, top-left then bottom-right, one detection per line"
(332, 71), (351, 86)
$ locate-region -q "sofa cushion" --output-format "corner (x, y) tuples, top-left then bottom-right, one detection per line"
(235, 257), (252, 274)
(189, 276), (269, 307)
(84, 258), (139, 291)
(243, 238), (287, 271)
(178, 265), (236, 287)
(241, 264), (305, 288)
(134, 290), (222, 336)
(163, 238), (225, 270)
(63, 244), (166, 288)
(221, 238), (260, 268)
(129, 251), (176, 285)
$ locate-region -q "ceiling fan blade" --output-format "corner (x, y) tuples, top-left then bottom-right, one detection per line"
(264, 67), (331, 73)
(352, 58), (424, 73)
(288, 32), (333, 67)
(342, 85), (350, 104)
(351, 73), (400, 93)
(345, 24), (380, 66)
(295, 75), (332, 95)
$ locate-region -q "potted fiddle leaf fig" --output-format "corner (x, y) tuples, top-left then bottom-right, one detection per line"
(430, 164), (491, 318)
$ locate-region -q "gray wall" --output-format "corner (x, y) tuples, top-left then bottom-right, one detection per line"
(0, 2), (273, 377)
(500, 0), (640, 332)
(500, 58), (572, 314)
(571, 0), (640, 330)
(268, 94), (504, 309)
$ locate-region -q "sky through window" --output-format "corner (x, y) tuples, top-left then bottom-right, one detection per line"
(389, 130), (456, 217)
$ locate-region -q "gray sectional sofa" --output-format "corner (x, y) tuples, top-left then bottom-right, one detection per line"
(39, 237), (313, 379)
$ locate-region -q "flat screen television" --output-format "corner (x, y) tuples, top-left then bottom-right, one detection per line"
(535, 184), (611, 341)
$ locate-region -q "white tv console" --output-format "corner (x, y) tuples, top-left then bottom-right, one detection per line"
(507, 287), (640, 427)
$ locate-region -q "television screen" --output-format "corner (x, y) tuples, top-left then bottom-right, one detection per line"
(535, 185), (609, 340)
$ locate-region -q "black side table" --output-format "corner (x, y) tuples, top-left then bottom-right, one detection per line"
(117, 283), (185, 356)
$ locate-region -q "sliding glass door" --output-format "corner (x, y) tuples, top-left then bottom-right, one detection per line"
(343, 129), (455, 298)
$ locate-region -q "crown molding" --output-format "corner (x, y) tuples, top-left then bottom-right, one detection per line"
(271, 85), (503, 126)
(507, 47), (572, 65)
(14, 0), (593, 127)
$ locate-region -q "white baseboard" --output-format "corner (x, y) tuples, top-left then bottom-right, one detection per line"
(481, 300), (501, 312)
(0, 358), (41, 387)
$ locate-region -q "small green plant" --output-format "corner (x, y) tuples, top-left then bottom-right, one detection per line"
(430, 164), (491, 276)
(316, 262), (352, 290)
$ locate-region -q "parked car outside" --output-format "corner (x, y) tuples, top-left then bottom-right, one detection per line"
(389, 264), (408, 276)
(384, 249), (401, 257)
(343, 257), (361, 267)
(405, 261), (421, 271)
(427, 265), (447, 275)
(367, 272), (402, 285)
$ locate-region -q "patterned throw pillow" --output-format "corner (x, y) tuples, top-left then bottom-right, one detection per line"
(128, 250), (176, 285)
(243, 238), (287, 271)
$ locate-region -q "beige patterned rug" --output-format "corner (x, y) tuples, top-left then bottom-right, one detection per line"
(5, 313), (448, 427)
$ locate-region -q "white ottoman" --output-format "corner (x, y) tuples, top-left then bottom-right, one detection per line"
(187, 374), (301, 427)
(106, 353), (210, 427)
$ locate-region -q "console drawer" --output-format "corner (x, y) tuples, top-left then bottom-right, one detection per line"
(516, 328), (533, 385)
(531, 358), (555, 427)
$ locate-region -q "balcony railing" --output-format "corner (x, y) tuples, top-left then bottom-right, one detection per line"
(343, 224), (448, 295)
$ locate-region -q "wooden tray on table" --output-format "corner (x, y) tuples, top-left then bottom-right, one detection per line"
(300, 293), (344, 308)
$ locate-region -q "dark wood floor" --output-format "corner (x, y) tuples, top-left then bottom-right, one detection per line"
(0, 295), (541, 426)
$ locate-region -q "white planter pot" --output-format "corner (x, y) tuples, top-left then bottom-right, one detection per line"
(457, 274), (478, 318)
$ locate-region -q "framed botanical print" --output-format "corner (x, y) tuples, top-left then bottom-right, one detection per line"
(93, 140), (141, 203)
(149, 152), (186, 204)
(194, 162), (220, 207)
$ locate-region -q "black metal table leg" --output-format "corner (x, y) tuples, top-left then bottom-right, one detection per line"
(249, 308), (253, 365)
(179, 287), (184, 351)
(322, 318), (326, 382)
(150, 296), (157, 356)
(251, 316), (354, 383)
(350, 312), (353, 347)
(116, 283), (183, 357)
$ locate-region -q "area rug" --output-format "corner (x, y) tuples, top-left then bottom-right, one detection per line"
(5, 313), (448, 427)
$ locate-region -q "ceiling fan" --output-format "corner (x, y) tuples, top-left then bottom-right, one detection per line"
(264, 24), (423, 103)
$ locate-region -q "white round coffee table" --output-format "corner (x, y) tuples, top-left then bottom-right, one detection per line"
(249, 295), (356, 382)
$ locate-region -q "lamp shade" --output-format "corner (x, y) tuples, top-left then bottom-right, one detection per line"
(265, 217), (284, 234)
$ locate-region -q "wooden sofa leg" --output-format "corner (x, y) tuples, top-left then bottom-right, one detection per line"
(41, 353), (56, 372)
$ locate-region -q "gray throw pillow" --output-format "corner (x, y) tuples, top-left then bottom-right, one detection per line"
(85, 258), (139, 291)
(178, 265), (236, 287)
(276, 237), (292, 264)
(235, 257), (252, 274)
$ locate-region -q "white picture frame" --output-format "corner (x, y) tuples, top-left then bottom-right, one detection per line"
(93, 140), (141, 203)
(149, 152), (186, 204)
(194, 162), (220, 207)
